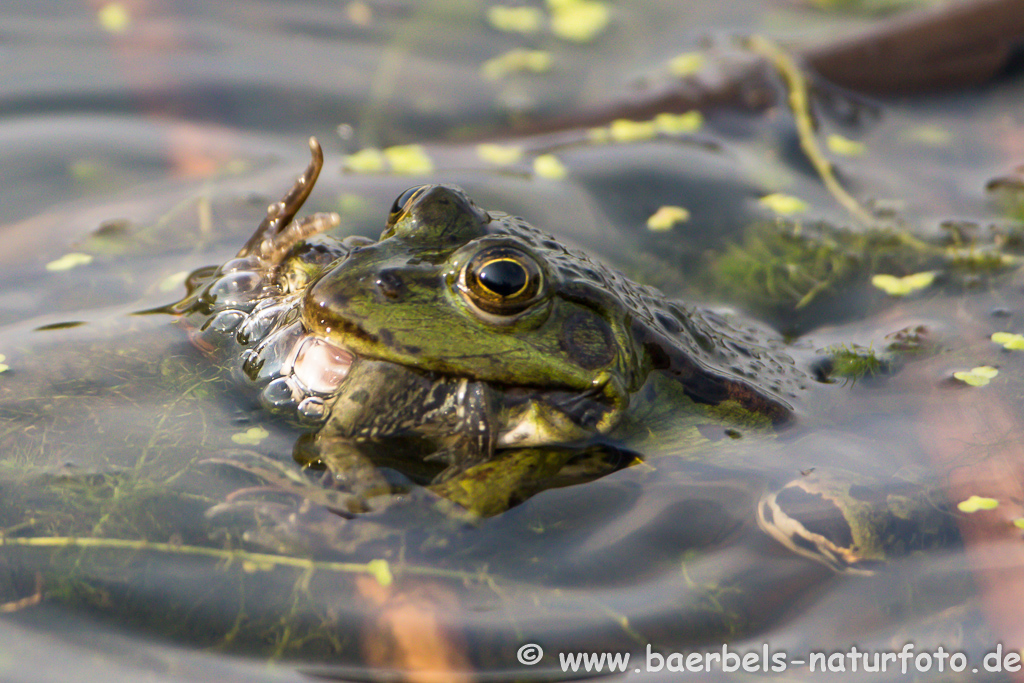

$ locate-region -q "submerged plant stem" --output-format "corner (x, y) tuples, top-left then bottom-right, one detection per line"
(0, 535), (466, 585)
(747, 35), (875, 227)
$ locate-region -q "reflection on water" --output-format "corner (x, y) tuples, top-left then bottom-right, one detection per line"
(1, 1), (1024, 681)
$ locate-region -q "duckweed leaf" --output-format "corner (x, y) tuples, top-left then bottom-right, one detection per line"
(97, 2), (130, 33)
(589, 112), (702, 144)
(826, 134), (866, 157)
(486, 5), (543, 34)
(533, 154), (567, 180)
(654, 111), (702, 134)
(68, 159), (108, 183)
(549, 1), (610, 43)
(759, 193), (809, 216)
(366, 559), (393, 586)
(231, 426), (269, 445)
(871, 271), (935, 296)
(668, 52), (705, 77)
(46, 253), (94, 272)
(991, 332), (1024, 350)
(903, 124), (952, 148)
(647, 206), (690, 231)
(336, 193), (370, 215)
(343, 148), (386, 173)
(957, 495), (999, 513)
(476, 143), (523, 166)
(383, 145), (434, 175)
(609, 119), (657, 143)
(480, 49), (552, 80)
(953, 366), (998, 387)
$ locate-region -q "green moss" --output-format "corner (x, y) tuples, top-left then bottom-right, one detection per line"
(703, 218), (1019, 320)
(704, 399), (774, 430)
(822, 344), (886, 384)
(705, 221), (891, 312)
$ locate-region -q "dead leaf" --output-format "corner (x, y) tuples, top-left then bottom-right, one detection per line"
(356, 575), (473, 683)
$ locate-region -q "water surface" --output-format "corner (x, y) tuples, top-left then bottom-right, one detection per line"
(1, 1), (1023, 681)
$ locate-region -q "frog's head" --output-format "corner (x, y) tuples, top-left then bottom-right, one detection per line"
(301, 184), (642, 428)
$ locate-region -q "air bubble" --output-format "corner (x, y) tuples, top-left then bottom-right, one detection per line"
(297, 396), (327, 421)
(236, 350), (260, 384)
(208, 271), (265, 307)
(205, 309), (246, 333)
(249, 322), (305, 383)
(219, 257), (261, 274)
(236, 300), (291, 346)
(261, 377), (298, 409)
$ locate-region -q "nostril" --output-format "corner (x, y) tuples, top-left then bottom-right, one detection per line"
(375, 269), (404, 299)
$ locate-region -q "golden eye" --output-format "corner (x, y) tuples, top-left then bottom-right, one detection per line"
(461, 246), (543, 315)
(389, 185), (428, 220)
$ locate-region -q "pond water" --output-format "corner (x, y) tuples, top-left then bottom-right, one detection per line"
(2, 1), (1024, 681)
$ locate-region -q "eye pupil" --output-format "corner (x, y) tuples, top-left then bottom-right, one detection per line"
(478, 259), (528, 297)
(391, 186), (427, 215)
(459, 246), (544, 317)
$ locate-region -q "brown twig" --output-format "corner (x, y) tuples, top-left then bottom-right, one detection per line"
(806, 0), (1024, 94)
(0, 571), (43, 613)
(508, 0), (1024, 136)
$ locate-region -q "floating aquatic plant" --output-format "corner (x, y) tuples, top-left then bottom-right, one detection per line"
(957, 495), (999, 513)
(953, 366), (998, 387)
(822, 344), (886, 384)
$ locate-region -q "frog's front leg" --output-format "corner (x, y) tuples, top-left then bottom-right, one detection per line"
(206, 432), (404, 515)
(756, 468), (962, 574)
(429, 448), (573, 517)
(424, 379), (497, 477)
(294, 431), (395, 501)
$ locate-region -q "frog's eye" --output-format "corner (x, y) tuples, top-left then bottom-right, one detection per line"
(460, 246), (544, 316)
(389, 185), (428, 219)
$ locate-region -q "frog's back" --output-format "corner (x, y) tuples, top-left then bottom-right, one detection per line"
(487, 211), (805, 420)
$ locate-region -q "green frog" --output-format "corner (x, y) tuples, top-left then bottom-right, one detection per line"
(177, 138), (959, 573)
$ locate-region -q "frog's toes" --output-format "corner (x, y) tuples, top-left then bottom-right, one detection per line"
(206, 497), (351, 555)
(204, 448), (305, 481)
(205, 497), (292, 525)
